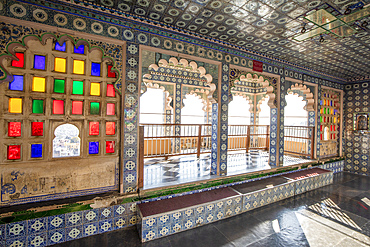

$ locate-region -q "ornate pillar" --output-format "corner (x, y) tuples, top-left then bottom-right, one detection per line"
(174, 83), (182, 152)
(211, 103), (218, 175)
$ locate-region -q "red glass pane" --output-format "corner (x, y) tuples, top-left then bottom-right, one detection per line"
(330, 125), (332, 131)
(31, 122), (44, 136)
(320, 134), (322, 141)
(333, 133), (336, 139)
(53, 100), (64, 114)
(72, 101), (83, 115)
(334, 126), (336, 131)
(106, 141), (115, 153)
(107, 84), (115, 97)
(7, 145), (21, 160)
(89, 122), (99, 135)
(320, 125), (322, 132)
(106, 122), (115, 135)
(8, 122), (21, 137)
(107, 65), (116, 78)
(12, 53), (24, 67)
(107, 103), (115, 115)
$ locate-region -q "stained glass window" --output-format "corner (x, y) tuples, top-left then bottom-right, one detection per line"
(72, 101), (83, 115)
(53, 100), (64, 114)
(89, 122), (99, 135)
(106, 122), (115, 135)
(73, 60), (85, 74)
(9, 75), (24, 91)
(90, 83), (100, 96)
(91, 63), (101, 76)
(55, 57), (67, 73)
(31, 122), (44, 136)
(54, 79), (65, 93)
(31, 144), (43, 158)
(32, 99), (44, 114)
(107, 65), (116, 78)
(74, 45), (84, 54)
(90, 102), (100, 115)
(107, 103), (115, 115)
(55, 42), (66, 52)
(72, 81), (84, 95)
(89, 142), (99, 154)
(8, 122), (21, 137)
(106, 141), (115, 153)
(32, 77), (46, 92)
(107, 84), (115, 97)
(34, 55), (46, 70)
(7, 145), (21, 160)
(9, 98), (22, 113)
(12, 53), (24, 67)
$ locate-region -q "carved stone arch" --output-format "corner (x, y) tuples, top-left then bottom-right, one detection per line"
(183, 91), (208, 112)
(144, 82), (173, 111)
(230, 92), (254, 113)
(286, 83), (315, 111)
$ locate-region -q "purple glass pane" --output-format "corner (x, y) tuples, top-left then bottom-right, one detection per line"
(91, 63), (101, 76)
(74, 45), (85, 54)
(55, 42), (66, 52)
(31, 144), (43, 158)
(34, 55), (46, 70)
(89, 142), (99, 154)
(9, 75), (24, 91)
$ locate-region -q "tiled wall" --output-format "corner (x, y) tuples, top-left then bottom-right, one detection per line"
(344, 82), (370, 176)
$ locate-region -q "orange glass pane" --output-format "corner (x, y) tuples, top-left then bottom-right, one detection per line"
(72, 101), (83, 115)
(9, 98), (22, 113)
(55, 57), (66, 72)
(53, 100), (64, 114)
(89, 122), (99, 135)
(106, 122), (115, 135)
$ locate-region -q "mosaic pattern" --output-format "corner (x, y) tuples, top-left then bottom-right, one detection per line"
(344, 82), (370, 176)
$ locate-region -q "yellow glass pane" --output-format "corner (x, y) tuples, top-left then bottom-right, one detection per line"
(55, 57), (66, 72)
(9, 98), (22, 113)
(90, 82), (101, 96)
(32, 77), (46, 92)
(73, 60), (85, 74)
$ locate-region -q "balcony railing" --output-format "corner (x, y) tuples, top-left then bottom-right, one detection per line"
(228, 125), (269, 152)
(284, 126), (315, 159)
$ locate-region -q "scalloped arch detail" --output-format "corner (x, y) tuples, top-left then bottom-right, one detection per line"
(287, 83), (315, 111)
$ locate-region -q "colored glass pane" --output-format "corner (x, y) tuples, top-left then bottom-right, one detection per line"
(91, 63), (101, 76)
(106, 141), (115, 153)
(12, 53), (24, 67)
(7, 145), (21, 160)
(53, 100), (64, 114)
(106, 122), (115, 135)
(107, 103), (115, 115)
(107, 84), (115, 97)
(72, 81), (84, 95)
(90, 83), (100, 96)
(89, 122), (99, 135)
(32, 99), (44, 114)
(31, 122), (44, 136)
(54, 79), (65, 93)
(74, 45), (85, 54)
(90, 102), (100, 115)
(55, 42), (66, 52)
(89, 142), (99, 154)
(107, 65), (116, 78)
(9, 98), (22, 113)
(31, 144), (43, 158)
(73, 60), (85, 74)
(55, 57), (66, 73)
(8, 122), (21, 137)
(9, 75), (24, 91)
(32, 77), (46, 92)
(34, 55), (46, 70)
(72, 101), (83, 115)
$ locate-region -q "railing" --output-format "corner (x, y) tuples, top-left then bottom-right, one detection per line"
(140, 124), (212, 159)
(228, 125), (269, 152)
(284, 126), (315, 159)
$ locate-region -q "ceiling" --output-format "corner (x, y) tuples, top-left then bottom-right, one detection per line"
(79, 0), (370, 81)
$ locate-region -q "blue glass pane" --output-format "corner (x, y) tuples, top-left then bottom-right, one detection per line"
(74, 45), (85, 54)
(91, 63), (101, 76)
(55, 42), (66, 52)
(31, 144), (43, 158)
(34, 55), (46, 70)
(9, 75), (24, 91)
(89, 142), (99, 154)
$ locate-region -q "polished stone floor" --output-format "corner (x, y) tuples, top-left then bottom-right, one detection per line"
(54, 172), (370, 247)
(144, 151), (311, 189)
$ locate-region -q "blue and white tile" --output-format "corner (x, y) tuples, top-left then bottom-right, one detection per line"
(157, 225), (170, 238)
(114, 204), (126, 217)
(65, 225), (83, 241)
(170, 221), (183, 234)
(184, 217), (196, 230)
(48, 215), (65, 230)
(47, 228), (65, 245)
(205, 212), (215, 224)
(127, 214), (138, 226)
(28, 232), (47, 247)
(157, 214), (170, 226)
(83, 222), (99, 237)
(83, 209), (99, 224)
(127, 203), (137, 214)
(113, 216), (127, 230)
(205, 203), (215, 213)
(99, 206), (113, 220)
(28, 217), (47, 234)
(170, 211), (182, 223)
(182, 208), (194, 219)
(65, 212), (83, 227)
(143, 228), (158, 242)
(142, 217), (157, 231)
(6, 221), (27, 238)
(195, 205), (205, 216)
(0, 224), (5, 240)
(6, 236), (27, 247)
(99, 219), (113, 233)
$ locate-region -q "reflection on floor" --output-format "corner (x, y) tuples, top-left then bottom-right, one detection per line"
(54, 172), (370, 247)
(144, 151), (311, 190)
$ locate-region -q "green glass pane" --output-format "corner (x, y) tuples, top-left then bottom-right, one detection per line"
(90, 102), (100, 115)
(32, 99), (44, 114)
(54, 79), (65, 93)
(320, 116), (323, 123)
(72, 81), (84, 95)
